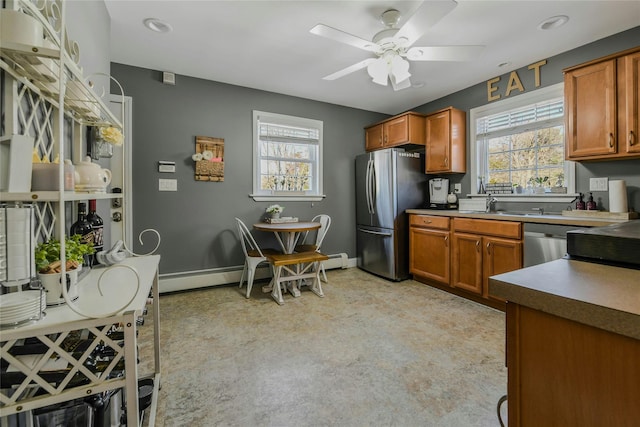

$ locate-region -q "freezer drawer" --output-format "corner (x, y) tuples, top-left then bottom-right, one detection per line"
(357, 226), (405, 281)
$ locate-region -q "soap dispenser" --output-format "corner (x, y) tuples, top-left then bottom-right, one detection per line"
(586, 192), (597, 210)
(576, 193), (585, 210)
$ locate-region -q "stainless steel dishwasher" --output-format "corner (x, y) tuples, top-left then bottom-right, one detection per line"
(523, 223), (590, 267)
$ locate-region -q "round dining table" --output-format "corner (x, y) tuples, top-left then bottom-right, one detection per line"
(253, 221), (321, 254)
(253, 221), (321, 298)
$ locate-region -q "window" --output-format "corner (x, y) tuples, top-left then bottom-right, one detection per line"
(470, 83), (575, 196)
(251, 111), (324, 201)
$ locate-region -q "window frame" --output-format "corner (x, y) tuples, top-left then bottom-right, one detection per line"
(251, 110), (325, 202)
(469, 83), (577, 201)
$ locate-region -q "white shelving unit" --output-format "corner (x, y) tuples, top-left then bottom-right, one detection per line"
(0, 256), (162, 426)
(1, 1), (159, 425)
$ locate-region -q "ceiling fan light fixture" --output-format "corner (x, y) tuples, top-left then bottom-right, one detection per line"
(537, 15), (569, 30)
(390, 55), (411, 84)
(143, 18), (173, 33)
(367, 58), (389, 86)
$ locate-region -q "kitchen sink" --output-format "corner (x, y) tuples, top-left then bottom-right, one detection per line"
(496, 211), (531, 216)
(495, 210), (563, 217)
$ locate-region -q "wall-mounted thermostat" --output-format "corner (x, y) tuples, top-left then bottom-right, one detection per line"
(158, 161), (175, 173)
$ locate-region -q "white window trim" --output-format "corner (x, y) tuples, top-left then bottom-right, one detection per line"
(469, 83), (577, 203)
(250, 110), (325, 202)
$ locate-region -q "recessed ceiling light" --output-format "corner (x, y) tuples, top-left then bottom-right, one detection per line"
(144, 18), (173, 33)
(537, 15), (569, 31)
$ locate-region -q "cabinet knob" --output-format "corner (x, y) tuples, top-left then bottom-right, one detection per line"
(476, 241), (480, 252)
(486, 242), (491, 254)
(609, 133), (614, 148)
(630, 131), (636, 146)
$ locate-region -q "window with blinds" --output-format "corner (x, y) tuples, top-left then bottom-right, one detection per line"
(252, 111), (324, 201)
(472, 83), (572, 194)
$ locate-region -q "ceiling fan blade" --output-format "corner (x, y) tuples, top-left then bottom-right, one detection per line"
(395, 0), (458, 46)
(323, 58), (377, 81)
(406, 45), (484, 61)
(310, 24), (379, 53)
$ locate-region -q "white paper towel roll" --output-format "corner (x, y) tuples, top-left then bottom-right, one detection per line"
(609, 180), (628, 213)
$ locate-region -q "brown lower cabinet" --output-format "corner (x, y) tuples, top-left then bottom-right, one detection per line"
(409, 214), (522, 307)
(506, 303), (640, 426)
(409, 215), (450, 284)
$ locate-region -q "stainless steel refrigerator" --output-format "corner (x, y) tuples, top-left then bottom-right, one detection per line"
(356, 148), (427, 281)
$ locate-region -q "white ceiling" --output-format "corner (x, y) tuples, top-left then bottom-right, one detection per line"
(104, 1), (640, 115)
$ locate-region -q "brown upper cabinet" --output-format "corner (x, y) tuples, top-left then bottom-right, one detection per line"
(425, 107), (466, 173)
(564, 47), (640, 161)
(365, 112), (425, 151)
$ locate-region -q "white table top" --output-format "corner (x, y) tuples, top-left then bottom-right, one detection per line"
(253, 221), (320, 232)
(1, 255), (160, 336)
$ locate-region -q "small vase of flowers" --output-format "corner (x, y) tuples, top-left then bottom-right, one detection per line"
(266, 204), (284, 218)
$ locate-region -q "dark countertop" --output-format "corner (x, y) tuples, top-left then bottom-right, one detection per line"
(406, 209), (630, 227)
(489, 259), (640, 340)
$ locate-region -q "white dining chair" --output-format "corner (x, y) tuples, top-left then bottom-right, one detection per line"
(235, 218), (278, 298)
(295, 214), (331, 282)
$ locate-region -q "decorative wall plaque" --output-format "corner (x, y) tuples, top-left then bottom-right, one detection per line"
(193, 136), (224, 182)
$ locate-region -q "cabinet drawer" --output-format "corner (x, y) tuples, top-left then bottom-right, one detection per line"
(453, 218), (521, 239)
(410, 215), (450, 230)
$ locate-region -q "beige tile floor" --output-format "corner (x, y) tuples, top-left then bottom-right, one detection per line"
(140, 267), (507, 427)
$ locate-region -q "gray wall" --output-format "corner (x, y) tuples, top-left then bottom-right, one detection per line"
(110, 64), (385, 274)
(412, 26), (640, 213)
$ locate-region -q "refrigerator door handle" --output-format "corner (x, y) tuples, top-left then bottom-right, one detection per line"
(369, 159), (376, 214)
(358, 228), (393, 237)
(365, 159), (372, 214)
(366, 159), (374, 215)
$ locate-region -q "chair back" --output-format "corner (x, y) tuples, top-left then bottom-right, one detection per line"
(310, 214), (331, 250)
(235, 218), (265, 258)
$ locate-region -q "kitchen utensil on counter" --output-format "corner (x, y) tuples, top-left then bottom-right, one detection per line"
(74, 156), (112, 192)
(429, 178), (453, 209)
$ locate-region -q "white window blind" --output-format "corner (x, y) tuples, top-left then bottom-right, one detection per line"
(252, 111), (324, 201)
(471, 83), (574, 195)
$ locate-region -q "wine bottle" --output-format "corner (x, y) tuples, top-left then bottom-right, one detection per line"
(87, 199), (104, 265)
(70, 202), (93, 266)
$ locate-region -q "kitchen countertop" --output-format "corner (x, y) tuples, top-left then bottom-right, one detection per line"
(406, 209), (630, 227)
(489, 258), (640, 340)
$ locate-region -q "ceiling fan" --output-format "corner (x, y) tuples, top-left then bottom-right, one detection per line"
(310, 0), (483, 91)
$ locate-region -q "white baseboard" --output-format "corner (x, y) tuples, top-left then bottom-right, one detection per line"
(159, 253), (354, 293)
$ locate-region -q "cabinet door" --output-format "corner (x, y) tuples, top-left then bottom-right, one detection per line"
(409, 227), (450, 284)
(425, 110), (451, 172)
(384, 115), (409, 146)
(565, 59), (617, 159)
(452, 232), (483, 295)
(365, 124), (384, 151)
(483, 236), (522, 300)
(619, 52), (640, 155)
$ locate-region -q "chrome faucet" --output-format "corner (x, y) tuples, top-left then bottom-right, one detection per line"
(486, 194), (498, 213)
(531, 207), (544, 215)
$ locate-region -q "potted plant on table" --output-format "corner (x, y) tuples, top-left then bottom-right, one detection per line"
(35, 235), (94, 305)
(265, 204), (284, 219)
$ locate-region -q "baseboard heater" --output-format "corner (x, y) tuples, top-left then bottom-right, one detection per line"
(159, 252), (351, 293)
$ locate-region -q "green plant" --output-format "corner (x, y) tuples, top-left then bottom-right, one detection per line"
(266, 204), (284, 214)
(35, 235), (94, 273)
(529, 176), (549, 186)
